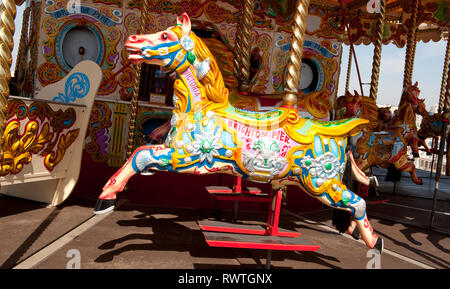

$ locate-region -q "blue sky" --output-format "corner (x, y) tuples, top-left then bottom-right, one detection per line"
(11, 3), (447, 110)
(11, 4), (25, 78)
(338, 41), (447, 111)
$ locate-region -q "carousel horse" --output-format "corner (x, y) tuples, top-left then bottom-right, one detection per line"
(336, 83), (429, 185)
(94, 13), (383, 251)
(418, 112), (447, 147)
(394, 83), (430, 157)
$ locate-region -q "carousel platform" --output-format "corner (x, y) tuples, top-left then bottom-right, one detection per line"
(372, 167), (450, 201)
(368, 167), (450, 234)
(0, 191), (448, 269)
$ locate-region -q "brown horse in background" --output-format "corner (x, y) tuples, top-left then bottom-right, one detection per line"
(336, 82), (429, 185)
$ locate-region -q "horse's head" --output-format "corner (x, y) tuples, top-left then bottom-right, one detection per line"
(342, 90), (363, 118)
(403, 81), (428, 117)
(125, 13), (228, 107)
(377, 106), (392, 123)
(418, 112), (444, 140)
(125, 13), (195, 73)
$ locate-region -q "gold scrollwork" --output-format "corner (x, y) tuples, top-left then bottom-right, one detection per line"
(44, 129), (79, 171)
(1, 120), (52, 175)
(0, 100), (80, 176)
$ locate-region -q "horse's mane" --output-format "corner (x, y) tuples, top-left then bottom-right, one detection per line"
(336, 93), (378, 123)
(359, 96), (379, 124)
(200, 37), (238, 89)
(170, 26), (229, 108)
(191, 33), (229, 105)
(392, 86), (418, 126)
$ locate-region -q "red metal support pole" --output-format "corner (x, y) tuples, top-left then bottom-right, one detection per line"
(234, 176), (242, 193)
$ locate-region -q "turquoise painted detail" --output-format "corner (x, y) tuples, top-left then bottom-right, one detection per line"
(314, 135), (323, 156)
(392, 136), (404, 155)
(330, 139), (339, 158)
(52, 73), (90, 103)
(296, 119), (313, 136)
(221, 130), (236, 148)
(182, 132), (191, 144)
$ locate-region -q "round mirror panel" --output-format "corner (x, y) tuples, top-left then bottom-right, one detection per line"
(62, 27), (100, 68)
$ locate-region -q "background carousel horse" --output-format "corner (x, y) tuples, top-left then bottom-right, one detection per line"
(418, 112), (448, 151)
(94, 13), (383, 251)
(336, 84), (429, 185)
(394, 82), (430, 157)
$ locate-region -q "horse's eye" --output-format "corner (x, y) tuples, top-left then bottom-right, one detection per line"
(162, 33), (168, 40)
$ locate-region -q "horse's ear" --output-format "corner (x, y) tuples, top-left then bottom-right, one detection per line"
(414, 81), (418, 87)
(181, 12), (191, 37)
(177, 16), (182, 25)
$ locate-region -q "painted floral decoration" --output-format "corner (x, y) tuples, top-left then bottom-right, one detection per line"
(190, 130), (222, 164)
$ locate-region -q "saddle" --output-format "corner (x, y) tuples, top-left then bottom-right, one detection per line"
(217, 104), (369, 145)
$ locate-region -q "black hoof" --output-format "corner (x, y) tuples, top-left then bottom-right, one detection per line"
(374, 237), (384, 253)
(369, 176), (379, 188)
(94, 199), (116, 215)
(351, 226), (361, 240)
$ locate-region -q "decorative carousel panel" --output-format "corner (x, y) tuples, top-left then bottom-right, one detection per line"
(1, 61), (103, 205)
(38, 0), (122, 96)
(85, 101), (113, 163)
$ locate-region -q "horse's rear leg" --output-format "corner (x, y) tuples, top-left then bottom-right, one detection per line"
(392, 153), (422, 185)
(94, 145), (173, 214)
(314, 187), (383, 252)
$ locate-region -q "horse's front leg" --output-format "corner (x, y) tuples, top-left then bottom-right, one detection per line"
(94, 144), (174, 214)
(418, 138), (431, 153)
(348, 151), (378, 188)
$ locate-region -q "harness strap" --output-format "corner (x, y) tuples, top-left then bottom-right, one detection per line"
(166, 50), (190, 73)
(142, 43), (183, 59)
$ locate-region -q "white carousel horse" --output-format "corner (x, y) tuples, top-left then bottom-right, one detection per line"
(94, 13), (383, 252)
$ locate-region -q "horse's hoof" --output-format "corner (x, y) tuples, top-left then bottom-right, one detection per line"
(140, 170), (155, 176)
(374, 237), (384, 253)
(351, 226), (361, 240)
(94, 199), (116, 215)
(369, 176), (379, 188)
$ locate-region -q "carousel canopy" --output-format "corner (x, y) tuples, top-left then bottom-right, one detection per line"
(255, 0), (449, 47)
(14, 0), (449, 46)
